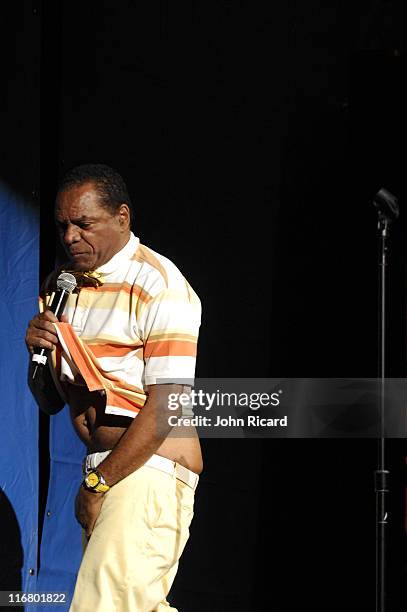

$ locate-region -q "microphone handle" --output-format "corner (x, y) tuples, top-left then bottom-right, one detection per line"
(31, 288), (69, 380)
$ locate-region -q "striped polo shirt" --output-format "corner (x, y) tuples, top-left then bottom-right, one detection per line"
(42, 233), (201, 418)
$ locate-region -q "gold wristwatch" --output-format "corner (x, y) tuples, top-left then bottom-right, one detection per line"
(82, 469), (110, 493)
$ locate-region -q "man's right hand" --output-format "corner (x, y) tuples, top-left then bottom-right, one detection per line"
(26, 310), (68, 415)
(25, 310), (68, 354)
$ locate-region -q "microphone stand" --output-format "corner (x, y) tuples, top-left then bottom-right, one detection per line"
(373, 188), (399, 612)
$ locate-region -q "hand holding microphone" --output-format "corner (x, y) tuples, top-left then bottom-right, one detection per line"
(26, 272), (77, 380)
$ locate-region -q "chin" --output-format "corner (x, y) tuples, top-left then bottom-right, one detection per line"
(69, 258), (95, 271)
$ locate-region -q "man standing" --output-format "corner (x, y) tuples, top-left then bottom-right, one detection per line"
(25, 164), (202, 611)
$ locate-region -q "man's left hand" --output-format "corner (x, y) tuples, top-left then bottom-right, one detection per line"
(75, 486), (105, 537)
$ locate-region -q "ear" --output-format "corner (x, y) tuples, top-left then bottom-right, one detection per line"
(117, 204), (131, 231)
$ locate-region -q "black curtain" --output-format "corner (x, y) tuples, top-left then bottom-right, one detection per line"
(3, 1), (407, 610)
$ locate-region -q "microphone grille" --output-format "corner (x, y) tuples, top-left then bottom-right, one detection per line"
(57, 272), (77, 293)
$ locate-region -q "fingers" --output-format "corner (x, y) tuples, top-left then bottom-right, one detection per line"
(75, 488), (105, 538)
(75, 508), (96, 538)
(25, 311), (60, 353)
(41, 309), (60, 323)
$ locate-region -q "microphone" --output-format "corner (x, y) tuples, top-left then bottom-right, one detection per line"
(31, 272), (77, 380)
(372, 188), (399, 221)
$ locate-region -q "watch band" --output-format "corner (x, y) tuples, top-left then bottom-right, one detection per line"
(82, 469), (110, 493)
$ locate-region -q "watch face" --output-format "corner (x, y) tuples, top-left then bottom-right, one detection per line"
(86, 472), (100, 488)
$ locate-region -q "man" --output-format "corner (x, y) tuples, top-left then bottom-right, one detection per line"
(25, 164), (202, 611)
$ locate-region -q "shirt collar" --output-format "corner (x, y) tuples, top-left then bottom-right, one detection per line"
(95, 232), (139, 276)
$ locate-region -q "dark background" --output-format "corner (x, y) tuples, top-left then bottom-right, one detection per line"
(2, 1), (407, 610)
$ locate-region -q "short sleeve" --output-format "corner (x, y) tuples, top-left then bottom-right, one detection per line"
(140, 282), (201, 386)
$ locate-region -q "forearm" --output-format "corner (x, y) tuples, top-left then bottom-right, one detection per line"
(27, 359), (65, 415)
(97, 384), (181, 486)
(25, 307), (66, 415)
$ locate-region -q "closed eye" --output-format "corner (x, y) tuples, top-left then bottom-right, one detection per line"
(56, 221), (93, 231)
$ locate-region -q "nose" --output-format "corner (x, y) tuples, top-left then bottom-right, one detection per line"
(63, 224), (80, 246)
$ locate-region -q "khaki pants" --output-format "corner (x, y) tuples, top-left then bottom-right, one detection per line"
(69, 465), (195, 612)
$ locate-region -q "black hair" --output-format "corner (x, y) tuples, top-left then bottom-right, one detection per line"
(57, 163), (133, 225)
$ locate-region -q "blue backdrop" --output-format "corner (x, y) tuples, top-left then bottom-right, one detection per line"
(36, 408), (85, 609)
(0, 183), (85, 610)
(0, 183), (39, 593)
